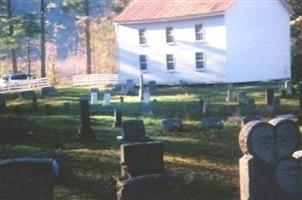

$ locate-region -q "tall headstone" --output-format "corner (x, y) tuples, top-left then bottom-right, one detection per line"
(139, 73), (144, 101)
(284, 80), (293, 96)
(143, 90), (150, 104)
(79, 98), (95, 143)
(199, 99), (207, 115)
(113, 109), (123, 128)
(103, 93), (111, 106)
(90, 92), (98, 105)
(266, 88), (275, 106)
(239, 118), (300, 200)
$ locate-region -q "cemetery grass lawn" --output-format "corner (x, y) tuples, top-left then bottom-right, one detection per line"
(0, 83), (300, 200)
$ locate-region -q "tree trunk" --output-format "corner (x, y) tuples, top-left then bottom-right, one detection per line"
(84, 0), (92, 74)
(40, 0), (46, 77)
(7, 0), (17, 73)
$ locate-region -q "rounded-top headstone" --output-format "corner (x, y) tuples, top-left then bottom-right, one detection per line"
(269, 118), (300, 160)
(239, 120), (275, 163)
(276, 154), (302, 198)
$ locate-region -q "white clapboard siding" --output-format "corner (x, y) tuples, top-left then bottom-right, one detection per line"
(73, 74), (119, 86)
(0, 78), (50, 94)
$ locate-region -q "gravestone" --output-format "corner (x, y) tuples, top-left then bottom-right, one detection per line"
(116, 173), (183, 200)
(103, 93), (111, 106)
(117, 120), (150, 143)
(272, 97), (281, 114)
(148, 81), (157, 93)
(120, 141), (164, 177)
(226, 89), (231, 103)
(20, 91), (36, 100)
(90, 92), (98, 105)
(79, 98), (95, 143)
(0, 94), (6, 112)
(113, 109), (122, 128)
(41, 87), (58, 97)
(199, 99), (207, 115)
(0, 116), (33, 143)
(202, 116), (223, 129)
(161, 118), (182, 134)
(139, 73), (144, 101)
(124, 79), (135, 95)
(266, 88), (275, 106)
(285, 80), (293, 96)
(239, 118), (301, 200)
(44, 104), (52, 115)
(143, 90), (150, 104)
(0, 158), (55, 200)
(32, 94), (38, 111)
(90, 88), (100, 96)
(28, 151), (72, 184)
(238, 91), (248, 106)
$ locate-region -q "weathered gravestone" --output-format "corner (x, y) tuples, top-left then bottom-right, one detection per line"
(272, 97), (281, 114)
(0, 94), (6, 112)
(0, 158), (56, 200)
(199, 98), (207, 115)
(143, 90), (150, 104)
(41, 87), (58, 97)
(238, 91), (249, 106)
(239, 118), (300, 200)
(139, 73), (144, 101)
(266, 88), (275, 106)
(90, 92), (98, 105)
(116, 120), (150, 143)
(0, 116), (33, 143)
(120, 141), (164, 177)
(79, 98), (95, 143)
(20, 91), (36, 100)
(113, 109), (123, 128)
(202, 116), (223, 129)
(116, 173), (183, 200)
(285, 80), (293, 96)
(123, 79), (135, 95)
(161, 118), (182, 134)
(148, 81), (157, 93)
(103, 93), (111, 106)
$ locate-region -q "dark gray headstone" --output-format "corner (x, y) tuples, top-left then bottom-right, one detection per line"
(113, 109), (122, 128)
(123, 79), (135, 95)
(116, 173), (183, 200)
(20, 91), (36, 100)
(117, 120), (150, 143)
(0, 117), (33, 143)
(238, 91), (248, 106)
(120, 141), (165, 177)
(0, 158), (55, 200)
(41, 87), (58, 97)
(79, 98), (95, 143)
(148, 81), (157, 92)
(161, 118), (182, 133)
(272, 97), (281, 114)
(202, 117), (223, 129)
(266, 88), (275, 106)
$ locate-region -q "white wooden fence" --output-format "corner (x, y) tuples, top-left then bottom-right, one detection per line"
(0, 78), (50, 94)
(72, 74), (119, 86)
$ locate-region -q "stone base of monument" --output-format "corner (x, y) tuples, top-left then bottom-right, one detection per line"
(79, 126), (96, 143)
(116, 173), (183, 200)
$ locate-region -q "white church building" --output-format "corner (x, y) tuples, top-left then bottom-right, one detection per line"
(114, 0), (292, 84)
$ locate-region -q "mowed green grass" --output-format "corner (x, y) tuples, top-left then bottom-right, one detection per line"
(0, 83), (300, 200)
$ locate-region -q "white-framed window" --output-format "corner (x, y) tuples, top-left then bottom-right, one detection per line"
(166, 54), (175, 71)
(139, 55), (147, 70)
(165, 27), (174, 43)
(139, 29), (146, 45)
(195, 52), (205, 70)
(195, 24), (203, 41)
